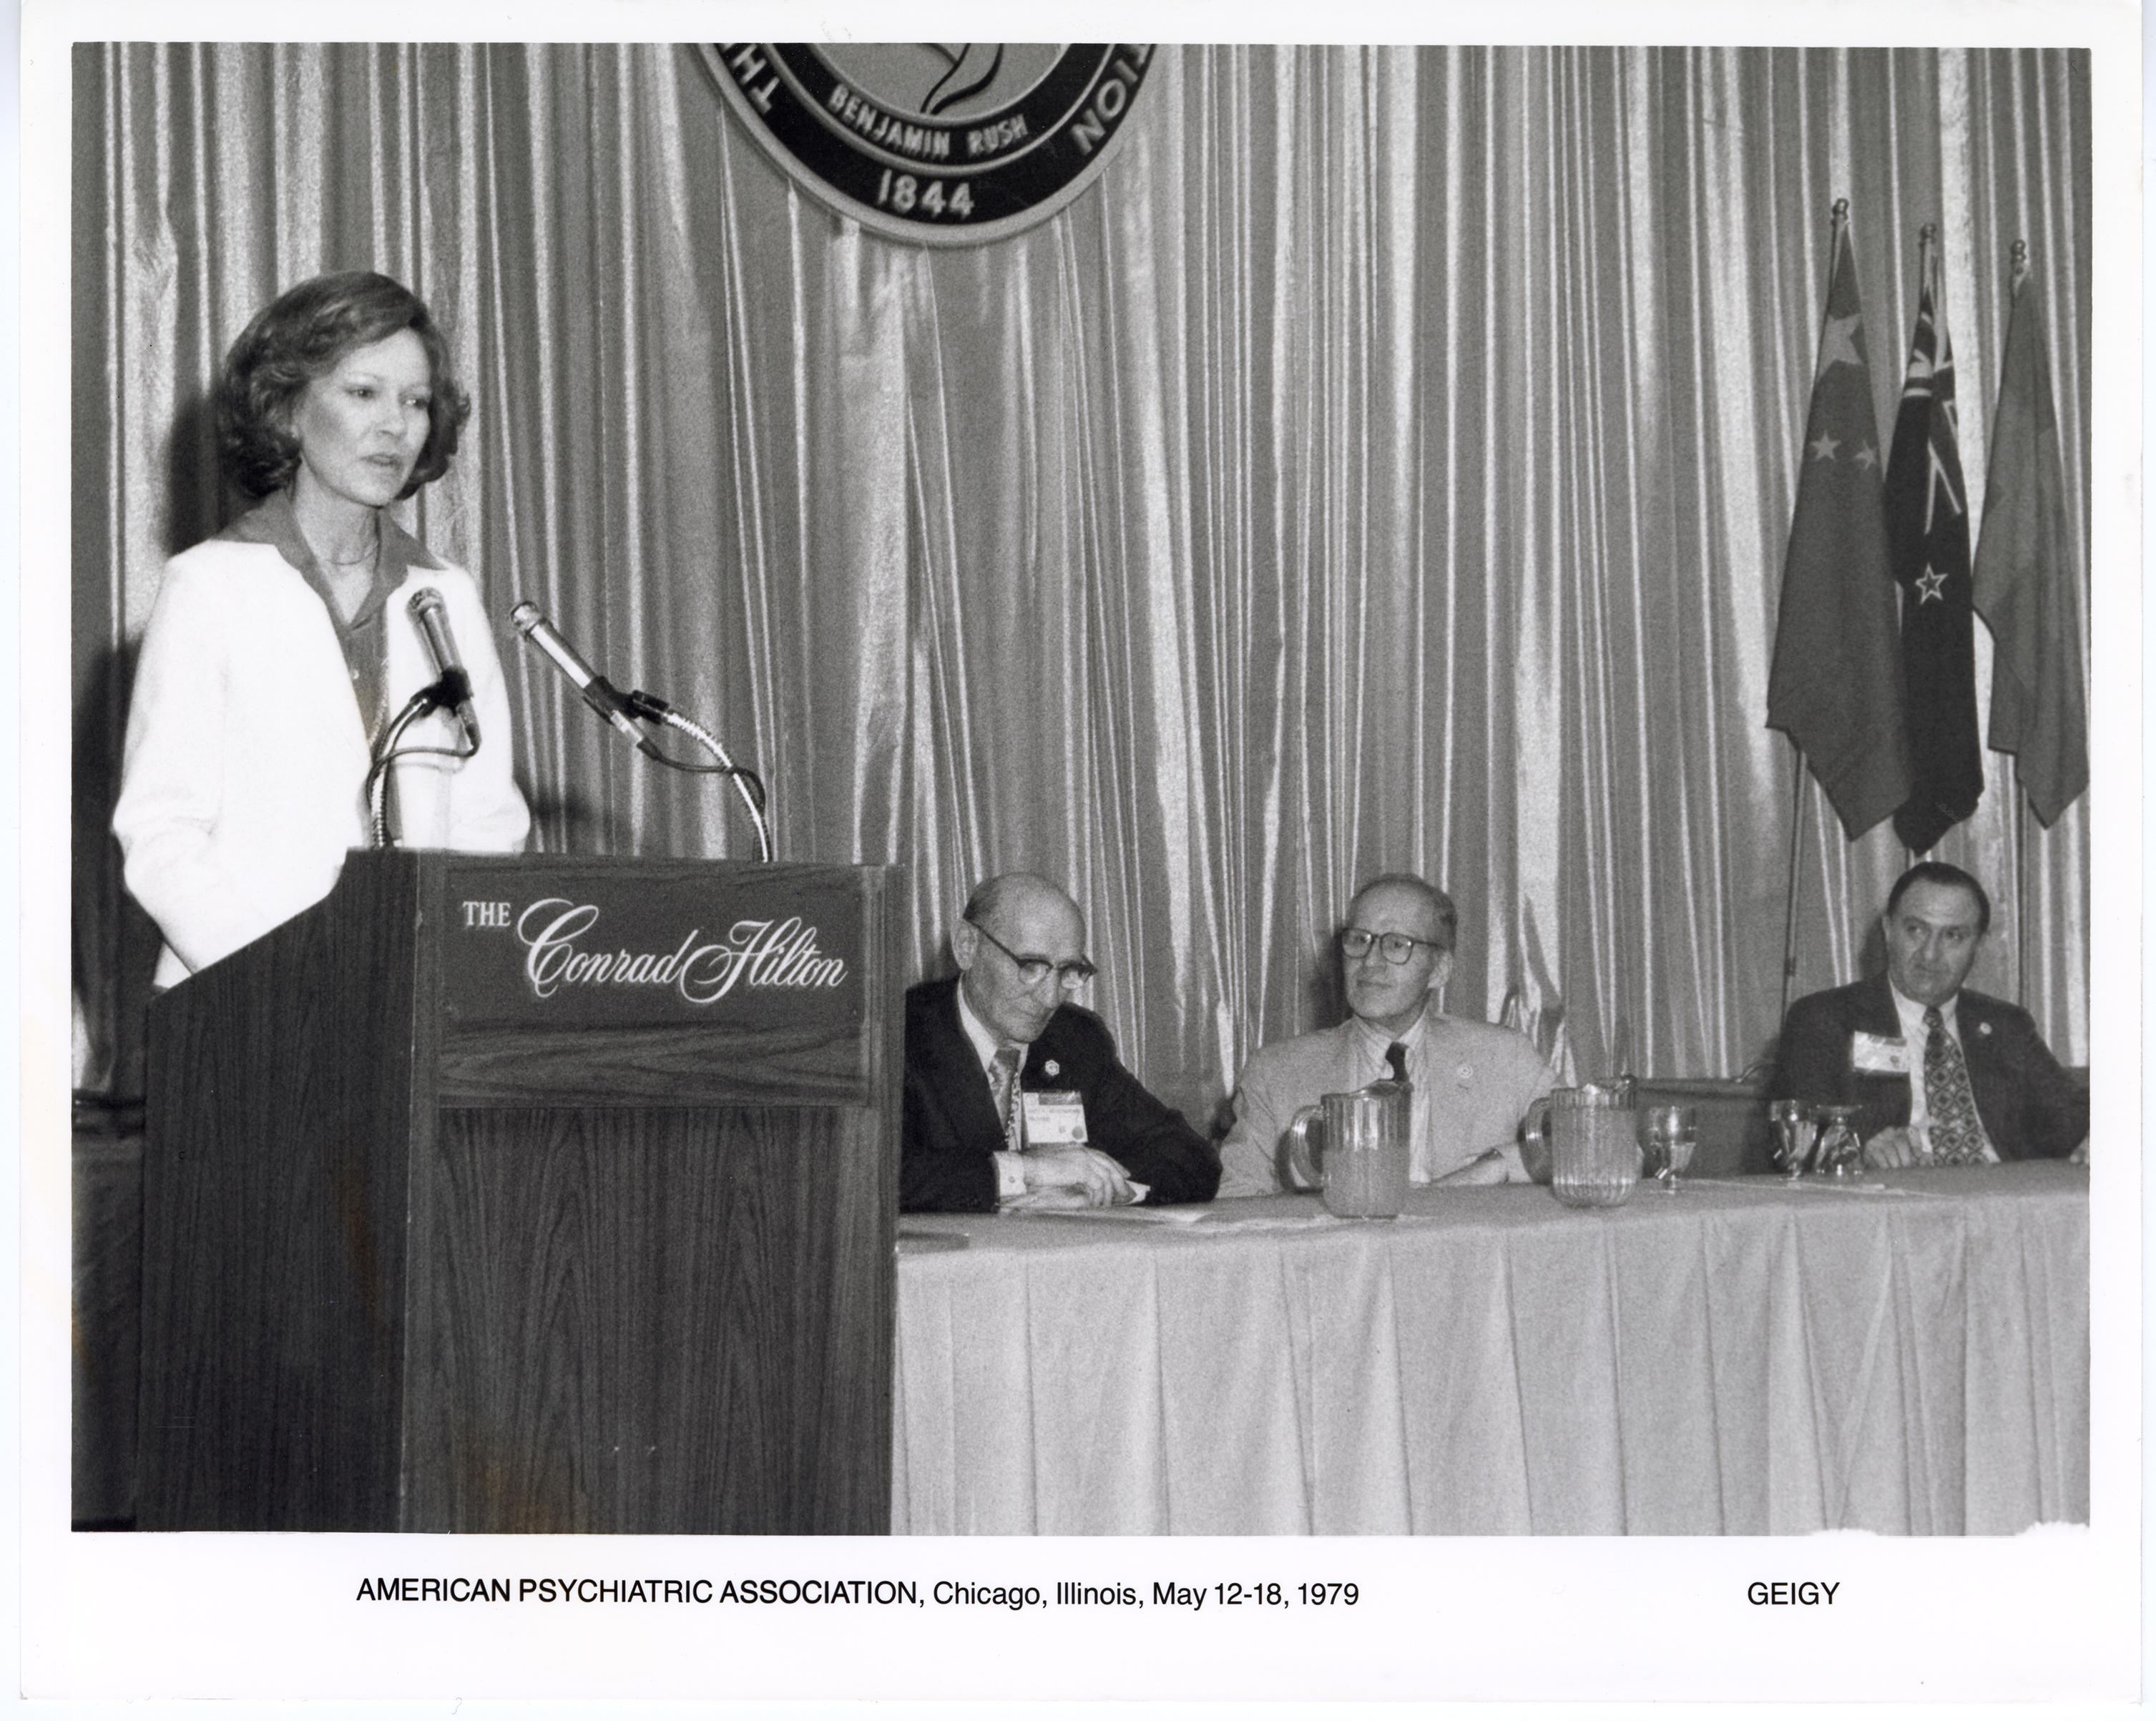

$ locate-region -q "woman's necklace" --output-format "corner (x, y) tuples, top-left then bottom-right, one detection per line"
(320, 531), (379, 570)
(315, 528), (379, 624)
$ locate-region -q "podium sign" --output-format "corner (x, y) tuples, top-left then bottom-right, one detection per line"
(136, 851), (901, 1534)
(441, 865), (866, 1029)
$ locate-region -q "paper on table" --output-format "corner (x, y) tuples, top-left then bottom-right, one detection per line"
(1684, 1177), (1922, 1197)
(1017, 1204), (1371, 1233)
(1016, 1200), (1212, 1225)
(896, 1231), (969, 1253)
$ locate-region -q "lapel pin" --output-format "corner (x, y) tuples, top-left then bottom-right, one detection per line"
(1044, 1059), (1060, 1078)
(1456, 1064), (1474, 1084)
(1977, 1022), (1991, 1036)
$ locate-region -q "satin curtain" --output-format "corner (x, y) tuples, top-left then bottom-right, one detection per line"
(72, 44), (2091, 1122)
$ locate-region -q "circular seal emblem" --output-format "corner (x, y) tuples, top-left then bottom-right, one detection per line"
(699, 44), (1156, 246)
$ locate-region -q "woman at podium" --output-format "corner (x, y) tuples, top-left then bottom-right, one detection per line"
(112, 271), (530, 989)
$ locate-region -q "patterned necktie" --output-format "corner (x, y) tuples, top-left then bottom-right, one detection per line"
(1924, 1006), (1984, 1165)
(1385, 1041), (1409, 1084)
(989, 1045), (1024, 1152)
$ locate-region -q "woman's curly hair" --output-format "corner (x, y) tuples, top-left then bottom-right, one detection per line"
(216, 271), (473, 500)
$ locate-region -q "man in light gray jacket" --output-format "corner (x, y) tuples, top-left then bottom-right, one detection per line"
(1217, 874), (1552, 1197)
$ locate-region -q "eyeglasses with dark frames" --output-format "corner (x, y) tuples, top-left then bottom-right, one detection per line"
(1340, 926), (1445, 966)
(967, 919), (1099, 989)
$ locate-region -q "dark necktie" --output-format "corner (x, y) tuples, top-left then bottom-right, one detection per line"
(989, 1045), (1024, 1152)
(1924, 1006), (1984, 1165)
(1386, 1041), (1408, 1083)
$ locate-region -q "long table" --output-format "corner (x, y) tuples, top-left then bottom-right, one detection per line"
(892, 1163), (2087, 1535)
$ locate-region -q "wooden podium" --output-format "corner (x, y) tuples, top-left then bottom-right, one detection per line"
(134, 851), (901, 1534)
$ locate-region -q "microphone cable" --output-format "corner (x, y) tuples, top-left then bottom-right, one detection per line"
(366, 679), (480, 848)
(509, 600), (773, 863)
(621, 690), (773, 864)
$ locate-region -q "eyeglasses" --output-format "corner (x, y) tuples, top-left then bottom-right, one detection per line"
(967, 919), (1099, 989)
(1341, 926), (1446, 966)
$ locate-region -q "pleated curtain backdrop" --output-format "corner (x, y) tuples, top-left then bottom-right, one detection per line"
(73, 44), (2092, 1127)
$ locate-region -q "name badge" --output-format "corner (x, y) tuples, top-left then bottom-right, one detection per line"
(1851, 1031), (1910, 1076)
(1022, 1089), (1089, 1147)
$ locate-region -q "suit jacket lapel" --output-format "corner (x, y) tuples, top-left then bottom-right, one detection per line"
(921, 980), (1005, 1156)
(1024, 1006), (1084, 1090)
(1851, 974), (1913, 1127)
(1853, 974), (1900, 1039)
(1955, 993), (2011, 1149)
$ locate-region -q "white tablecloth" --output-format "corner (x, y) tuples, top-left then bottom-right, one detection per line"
(893, 1163), (2087, 1534)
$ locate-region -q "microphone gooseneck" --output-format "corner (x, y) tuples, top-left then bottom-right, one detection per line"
(510, 598), (774, 861)
(407, 586), (481, 750)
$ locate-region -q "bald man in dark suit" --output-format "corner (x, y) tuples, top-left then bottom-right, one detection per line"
(901, 873), (1219, 1213)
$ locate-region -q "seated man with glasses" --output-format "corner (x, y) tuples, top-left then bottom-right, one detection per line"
(1217, 873), (1552, 1197)
(902, 871), (1220, 1212)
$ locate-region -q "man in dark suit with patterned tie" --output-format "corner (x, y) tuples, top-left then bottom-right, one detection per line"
(1770, 861), (2087, 1166)
(901, 872), (1220, 1212)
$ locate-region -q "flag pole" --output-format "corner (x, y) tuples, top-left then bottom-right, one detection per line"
(2017, 794), (2032, 1002)
(1778, 197), (1849, 1021)
(1899, 222), (1922, 877)
(2007, 237), (2032, 1001)
(1781, 749), (1807, 1021)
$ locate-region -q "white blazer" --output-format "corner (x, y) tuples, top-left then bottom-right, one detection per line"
(114, 525), (531, 987)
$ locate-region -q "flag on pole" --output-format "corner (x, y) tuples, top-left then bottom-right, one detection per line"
(1971, 262), (2088, 825)
(1884, 235), (1982, 853)
(1767, 209), (1911, 839)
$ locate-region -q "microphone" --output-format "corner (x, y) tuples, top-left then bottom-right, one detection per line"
(406, 587), (480, 750)
(510, 601), (644, 745)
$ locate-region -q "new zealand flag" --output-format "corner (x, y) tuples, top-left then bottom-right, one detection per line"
(1884, 264), (1981, 853)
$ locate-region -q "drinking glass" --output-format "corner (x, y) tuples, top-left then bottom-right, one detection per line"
(1813, 1105), (1865, 1180)
(1640, 1104), (1697, 1194)
(1768, 1099), (1817, 1179)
